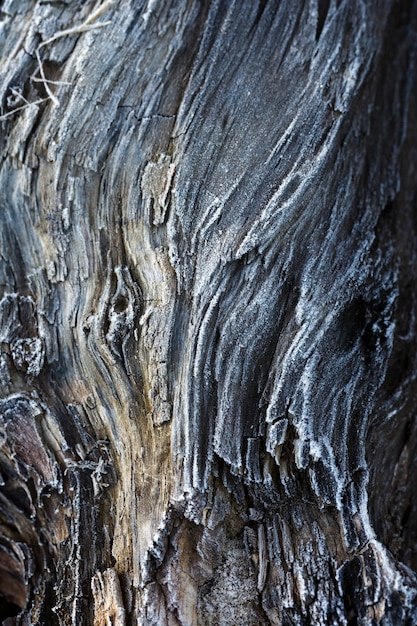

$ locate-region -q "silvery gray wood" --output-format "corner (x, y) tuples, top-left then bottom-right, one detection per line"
(0, 0), (416, 624)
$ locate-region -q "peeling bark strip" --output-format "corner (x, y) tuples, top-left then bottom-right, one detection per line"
(0, 0), (417, 623)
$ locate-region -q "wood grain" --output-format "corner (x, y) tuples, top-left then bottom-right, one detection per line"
(0, 0), (416, 623)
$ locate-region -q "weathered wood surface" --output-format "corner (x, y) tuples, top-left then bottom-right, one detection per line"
(0, 0), (417, 624)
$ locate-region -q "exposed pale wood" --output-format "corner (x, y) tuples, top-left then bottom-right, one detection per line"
(0, 0), (417, 624)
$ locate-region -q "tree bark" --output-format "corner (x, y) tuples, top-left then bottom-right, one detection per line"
(0, 0), (417, 624)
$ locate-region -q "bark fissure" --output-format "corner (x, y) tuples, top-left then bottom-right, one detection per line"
(0, 0), (417, 624)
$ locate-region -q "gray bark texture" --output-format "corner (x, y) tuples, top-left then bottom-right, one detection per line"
(0, 0), (416, 624)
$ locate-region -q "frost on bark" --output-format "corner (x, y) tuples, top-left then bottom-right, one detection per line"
(0, 0), (417, 624)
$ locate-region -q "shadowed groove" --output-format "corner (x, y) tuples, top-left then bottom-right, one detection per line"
(0, 0), (416, 623)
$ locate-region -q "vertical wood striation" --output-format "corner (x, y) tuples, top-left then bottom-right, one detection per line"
(0, 0), (416, 624)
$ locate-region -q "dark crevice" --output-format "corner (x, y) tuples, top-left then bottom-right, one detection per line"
(113, 295), (129, 313)
(316, 0), (331, 40)
(253, 0), (268, 28)
(401, 502), (412, 527)
(0, 597), (21, 620)
(340, 557), (360, 626)
(0, 548), (27, 621)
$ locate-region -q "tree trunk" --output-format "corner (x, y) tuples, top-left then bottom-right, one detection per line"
(0, 0), (417, 624)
